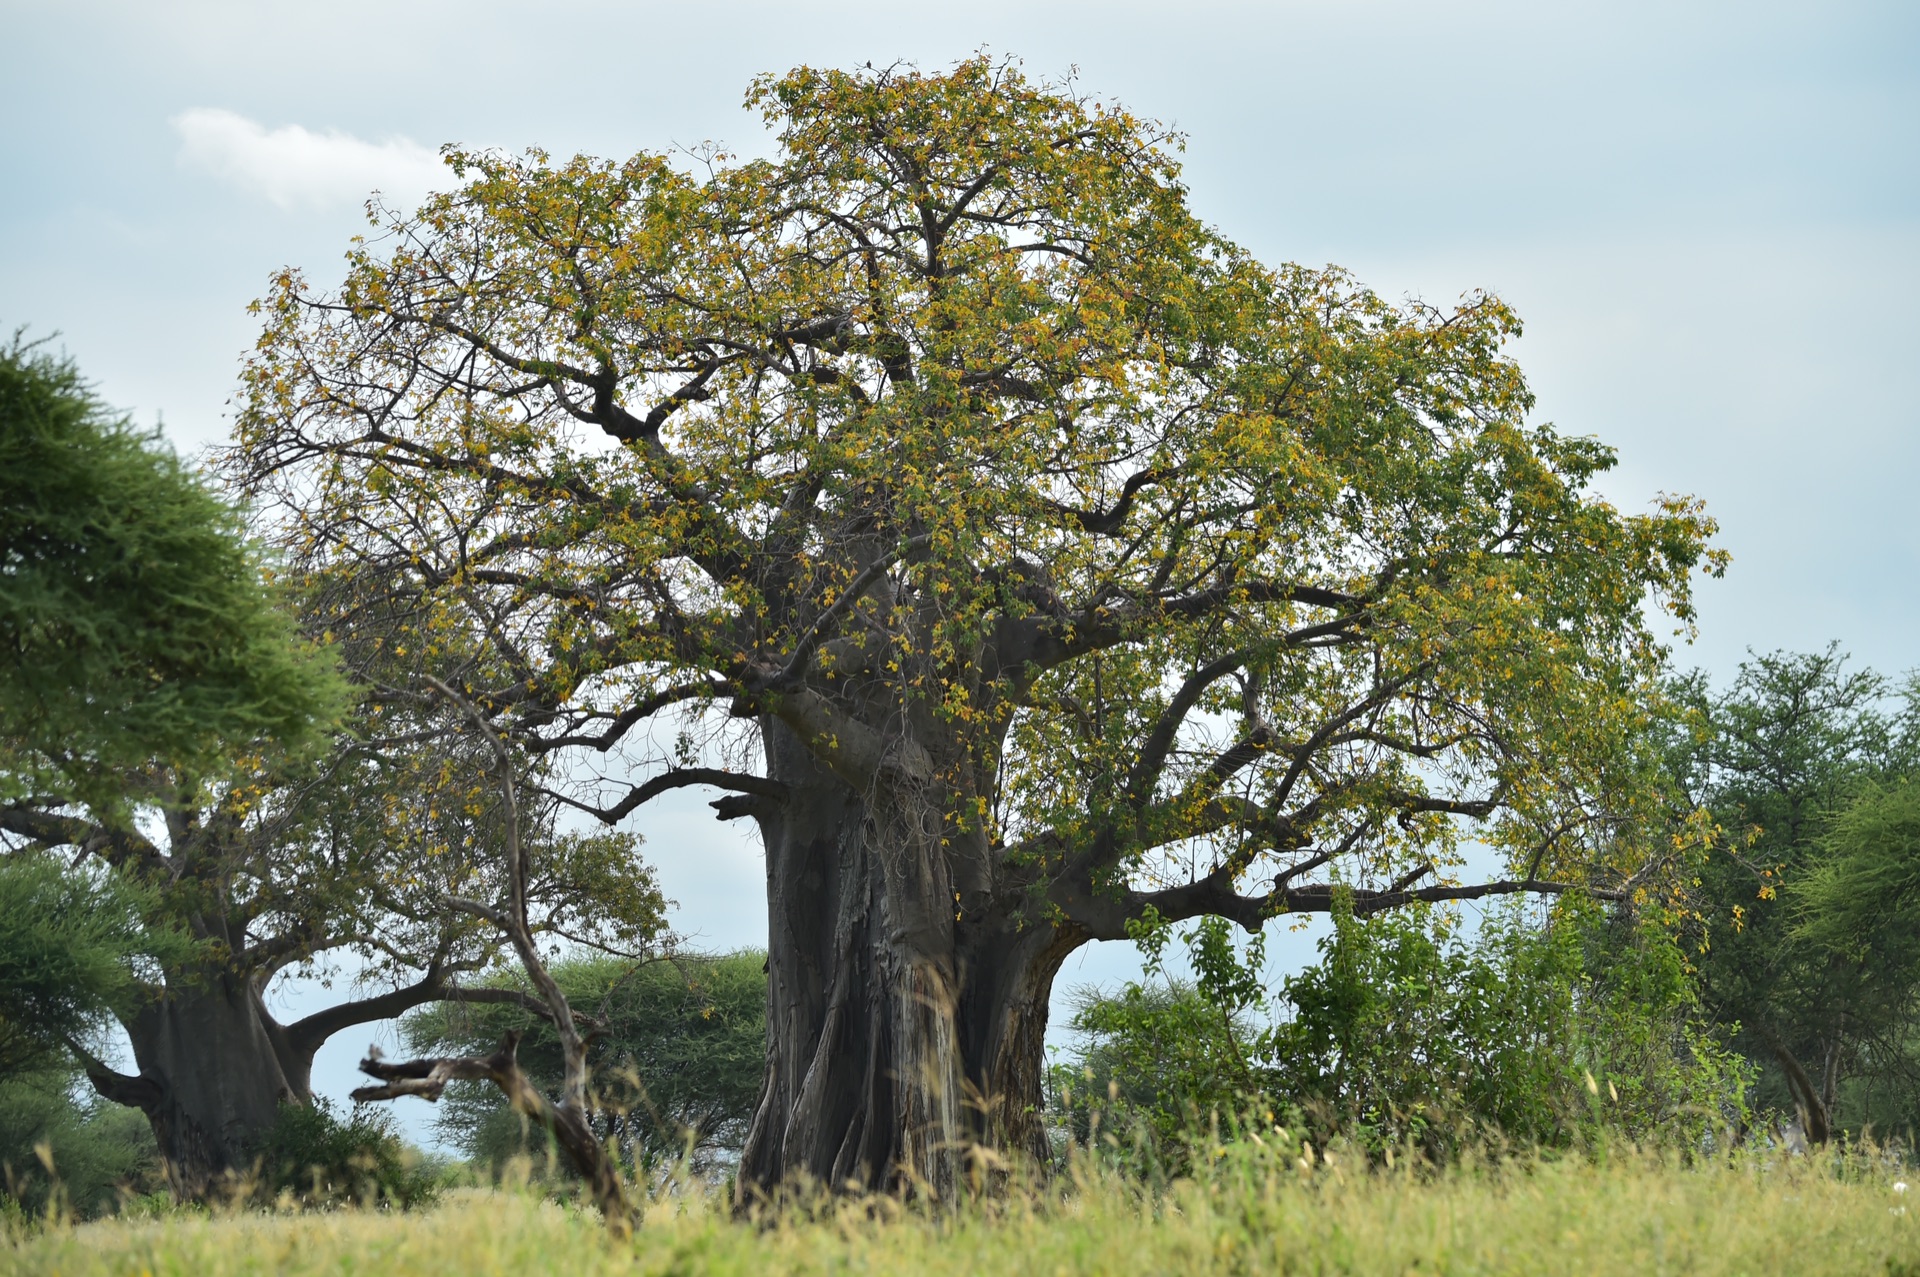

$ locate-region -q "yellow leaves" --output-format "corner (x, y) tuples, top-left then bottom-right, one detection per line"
(227, 56), (1717, 949)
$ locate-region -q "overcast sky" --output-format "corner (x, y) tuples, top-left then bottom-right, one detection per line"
(5, 0), (1915, 1137)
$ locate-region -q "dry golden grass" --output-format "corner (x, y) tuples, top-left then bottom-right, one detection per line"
(6, 1145), (1917, 1276)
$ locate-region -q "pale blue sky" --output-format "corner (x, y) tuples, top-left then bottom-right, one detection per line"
(4, 0), (1915, 1140)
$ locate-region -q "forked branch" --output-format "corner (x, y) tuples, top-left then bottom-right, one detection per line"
(353, 1032), (631, 1233)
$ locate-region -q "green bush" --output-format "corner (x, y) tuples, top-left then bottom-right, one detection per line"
(0, 1068), (158, 1218)
(1052, 896), (1751, 1170)
(247, 1101), (437, 1208)
(0, 854), (179, 1079)
(1264, 897), (1750, 1157)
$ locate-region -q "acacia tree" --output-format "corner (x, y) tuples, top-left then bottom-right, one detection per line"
(232, 59), (1721, 1196)
(1681, 648), (1920, 1141)
(0, 336), (339, 812)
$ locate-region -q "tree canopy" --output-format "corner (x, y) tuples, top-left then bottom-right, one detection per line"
(0, 336), (343, 808)
(229, 57), (1725, 1192)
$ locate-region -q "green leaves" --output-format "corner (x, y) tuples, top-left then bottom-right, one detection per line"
(404, 951), (765, 1170)
(1058, 900), (1748, 1166)
(0, 337), (345, 810)
(1795, 778), (1920, 968)
(0, 854), (181, 1079)
(1687, 647), (1920, 1135)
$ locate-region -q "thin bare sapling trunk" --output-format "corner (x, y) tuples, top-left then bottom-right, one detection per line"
(350, 678), (633, 1234)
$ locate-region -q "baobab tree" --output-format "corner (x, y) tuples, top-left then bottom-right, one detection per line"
(0, 706), (665, 1198)
(231, 58), (1722, 1197)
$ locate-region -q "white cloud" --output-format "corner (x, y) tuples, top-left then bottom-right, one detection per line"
(171, 108), (449, 211)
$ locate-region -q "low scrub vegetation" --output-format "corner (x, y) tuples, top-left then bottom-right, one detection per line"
(1053, 896), (1751, 1174)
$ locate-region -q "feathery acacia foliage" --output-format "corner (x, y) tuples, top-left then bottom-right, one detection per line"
(0, 336), (343, 809)
(0, 855), (172, 1080)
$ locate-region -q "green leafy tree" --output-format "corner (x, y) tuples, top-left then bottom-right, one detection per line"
(402, 950), (766, 1175)
(231, 57), (1722, 1194)
(1687, 647), (1920, 1142)
(0, 336), (342, 809)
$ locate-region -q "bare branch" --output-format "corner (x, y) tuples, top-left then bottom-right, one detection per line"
(546, 768), (791, 826)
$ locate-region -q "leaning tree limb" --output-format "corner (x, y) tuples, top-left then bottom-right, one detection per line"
(353, 1032), (629, 1232)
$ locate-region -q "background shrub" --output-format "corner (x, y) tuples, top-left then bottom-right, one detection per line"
(0, 1068), (158, 1218)
(1052, 896), (1751, 1170)
(247, 1101), (436, 1208)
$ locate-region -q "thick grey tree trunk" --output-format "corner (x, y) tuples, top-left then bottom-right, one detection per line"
(91, 966), (309, 1199)
(737, 721), (1078, 1198)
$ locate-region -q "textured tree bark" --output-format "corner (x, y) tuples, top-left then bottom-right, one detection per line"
(94, 966), (310, 1199)
(737, 721), (1080, 1200)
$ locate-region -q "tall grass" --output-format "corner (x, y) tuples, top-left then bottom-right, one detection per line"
(6, 1140), (1916, 1276)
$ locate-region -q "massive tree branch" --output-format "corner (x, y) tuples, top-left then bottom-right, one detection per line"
(62, 1034), (163, 1113)
(530, 678), (731, 753)
(759, 687), (900, 789)
(0, 806), (169, 876)
(756, 533), (935, 692)
(1039, 465), (1170, 535)
(546, 767), (792, 826)
(1124, 648), (1255, 807)
(291, 976), (596, 1059)
(1018, 578), (1364, 673)
(1061, 869), (1622, 940)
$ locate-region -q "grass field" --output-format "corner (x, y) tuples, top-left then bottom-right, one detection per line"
(6, 1146), (1917, 1276)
